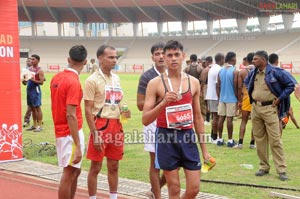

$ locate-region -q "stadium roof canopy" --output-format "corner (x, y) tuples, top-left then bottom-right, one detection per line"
(18, 0), (299, 23)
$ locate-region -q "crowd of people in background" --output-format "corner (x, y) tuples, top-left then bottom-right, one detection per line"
(183, 49), (297, 183)
(21, 39), (299, 198)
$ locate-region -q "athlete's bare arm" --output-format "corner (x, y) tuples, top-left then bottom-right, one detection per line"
(66, 104), (82, 164)
(136, 93), (146, 111)
(85, 100), (103, 152)
(199, 68), (208, 96)
(191, 77), (204, 133)
(237, 70), (243, 103)
(84, 100), (97, 133)
(238, 69), (248, 103)
(190, 77), (210, 160)
(233, 70), (239, 99)
(216, 75), (221, 99)
(32, 69), (45, 85)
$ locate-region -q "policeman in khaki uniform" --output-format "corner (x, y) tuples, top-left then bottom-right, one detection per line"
(245, 50), (296, 181)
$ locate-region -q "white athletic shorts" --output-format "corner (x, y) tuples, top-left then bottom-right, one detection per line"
(144, 120), (156, 153)
(56, 129), (85, 169)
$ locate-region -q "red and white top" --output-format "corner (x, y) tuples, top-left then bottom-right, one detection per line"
(50, 68), (83, 138)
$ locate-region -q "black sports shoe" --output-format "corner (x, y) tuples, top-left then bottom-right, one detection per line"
(255, 170), (269, 176)
(26, 126), (36, 131)
(279, 172), (288, 181)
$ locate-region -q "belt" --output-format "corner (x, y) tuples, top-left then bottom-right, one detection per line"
(253, 100), (273, 106)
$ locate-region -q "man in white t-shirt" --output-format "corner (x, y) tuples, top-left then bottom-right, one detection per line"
(206, 53), (224, 144)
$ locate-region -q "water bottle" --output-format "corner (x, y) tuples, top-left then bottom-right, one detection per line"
(121, 103), (128, 123)
(201, 157), (216, 173)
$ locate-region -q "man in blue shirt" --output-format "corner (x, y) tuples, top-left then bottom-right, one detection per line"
(216, 52), (238, 147)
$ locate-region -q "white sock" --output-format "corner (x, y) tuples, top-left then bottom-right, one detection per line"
(110, 192), (118, 199)
(228, 139), (233, 143)
(89, 196), (96, 199)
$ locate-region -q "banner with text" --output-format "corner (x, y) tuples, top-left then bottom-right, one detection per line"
(0, 0), (23, 162)
(281, 63), (293, 69)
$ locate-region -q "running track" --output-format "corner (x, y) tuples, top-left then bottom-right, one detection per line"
(0, 170), (132, 199)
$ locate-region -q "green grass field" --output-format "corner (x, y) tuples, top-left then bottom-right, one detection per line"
(21, 72), (300, 199)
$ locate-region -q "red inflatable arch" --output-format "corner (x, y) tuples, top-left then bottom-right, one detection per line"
(0, 0), (23, 162)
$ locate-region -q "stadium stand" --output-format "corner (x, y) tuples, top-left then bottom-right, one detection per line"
(20, 29), (300, 73)
(17, 1), (300, 73)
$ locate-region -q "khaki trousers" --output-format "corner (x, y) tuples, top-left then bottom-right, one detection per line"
(251, 104), (287, 173)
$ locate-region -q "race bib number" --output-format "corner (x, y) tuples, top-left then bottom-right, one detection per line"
(166, 103), (193, 129)
(104, 86), (123, 105)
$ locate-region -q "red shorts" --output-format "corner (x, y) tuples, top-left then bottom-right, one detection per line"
(86, 118), (124, 162)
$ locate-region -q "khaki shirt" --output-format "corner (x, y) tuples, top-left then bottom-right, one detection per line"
(84, 70), (122, 119)
(252, 68), (276, 102)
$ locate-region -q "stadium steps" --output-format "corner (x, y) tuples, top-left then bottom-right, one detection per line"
(118, 38), (136, 64)
(276, 34), (300, 54)
(200, 37), (224, 57)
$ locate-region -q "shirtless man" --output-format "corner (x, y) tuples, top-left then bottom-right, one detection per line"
(235, 52), (256, 149)
(142, 40), (211, 199)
